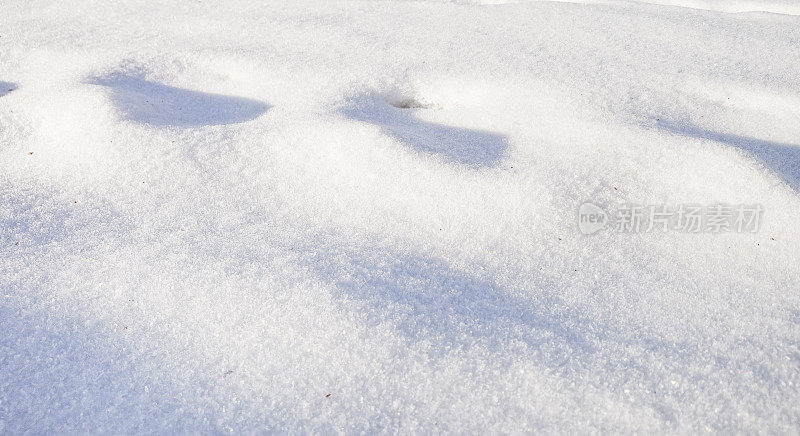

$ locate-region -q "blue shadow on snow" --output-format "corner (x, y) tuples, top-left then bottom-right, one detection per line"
(0, 81), (18, 97)
(655, 119), (800, 192)
(342, 96), (508, 168)
(88, 73), (270, 127)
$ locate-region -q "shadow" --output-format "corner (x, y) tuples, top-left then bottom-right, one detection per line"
(0, 81), (18, 98)
(655, 119), (800, 192)
(0, 186), (204, 432)
(88, 73), (270, 127)
(296, 235), (796, 410)
(342, 96), (508, 168)
(301, 239), (618, 367)
(0, 301), (209, 433)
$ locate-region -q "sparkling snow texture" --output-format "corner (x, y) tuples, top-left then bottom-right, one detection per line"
(1, 0), (799, 433)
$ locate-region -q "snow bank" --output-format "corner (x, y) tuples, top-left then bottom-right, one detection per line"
(1, 0), (799, 432)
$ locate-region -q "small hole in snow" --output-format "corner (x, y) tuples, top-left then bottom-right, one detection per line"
(0, 82), (17, 97)
(389, 97), (430, 109)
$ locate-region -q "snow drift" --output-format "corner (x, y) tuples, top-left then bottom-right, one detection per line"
(1, 0), (799, 433)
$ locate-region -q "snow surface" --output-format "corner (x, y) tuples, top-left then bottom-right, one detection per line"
(2, 0), (800, 433)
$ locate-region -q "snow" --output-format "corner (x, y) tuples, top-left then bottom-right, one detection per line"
(1, 0), (799, 432)
(621, 0), (800, 14)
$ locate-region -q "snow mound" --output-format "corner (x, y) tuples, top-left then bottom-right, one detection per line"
(1, 0), (799, 433)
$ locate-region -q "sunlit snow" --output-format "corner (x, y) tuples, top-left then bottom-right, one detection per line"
(1, 0), (799, 432)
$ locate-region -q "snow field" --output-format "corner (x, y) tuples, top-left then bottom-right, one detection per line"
(2, 0), (800, 432)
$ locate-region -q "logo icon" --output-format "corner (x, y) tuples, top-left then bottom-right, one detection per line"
(577, 202), (609, 234)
